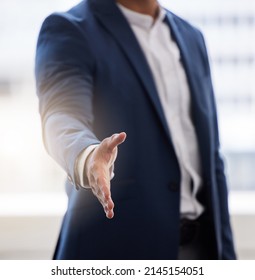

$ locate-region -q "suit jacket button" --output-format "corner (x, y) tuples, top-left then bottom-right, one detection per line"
(168, 182), (179, 192)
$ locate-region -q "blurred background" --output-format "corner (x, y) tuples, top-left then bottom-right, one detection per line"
(0, 0), (254, 259)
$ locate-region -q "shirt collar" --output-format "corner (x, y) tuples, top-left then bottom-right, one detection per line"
(117, 3), (167, 31)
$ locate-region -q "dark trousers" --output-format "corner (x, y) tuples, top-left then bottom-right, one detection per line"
(178, 213), (217, 260)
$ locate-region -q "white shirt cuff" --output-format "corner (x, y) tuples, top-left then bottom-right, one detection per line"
(76, 144), (98, 189)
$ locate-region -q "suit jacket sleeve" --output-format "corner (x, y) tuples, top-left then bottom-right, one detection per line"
(35, 14), (100, 188)
(199, 33), (236, 259)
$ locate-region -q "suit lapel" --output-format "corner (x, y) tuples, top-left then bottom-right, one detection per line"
(165, 12), (202, 119)
(165, 12), (212, 173)
(89, 0), (171, 140)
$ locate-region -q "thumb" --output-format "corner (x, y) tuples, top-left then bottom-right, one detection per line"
(107, 132), (127, 152)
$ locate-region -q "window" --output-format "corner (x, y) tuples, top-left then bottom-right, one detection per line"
(161, 0), (255, 191)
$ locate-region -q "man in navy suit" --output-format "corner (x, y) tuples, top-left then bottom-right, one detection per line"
(35, 0), (236, 259)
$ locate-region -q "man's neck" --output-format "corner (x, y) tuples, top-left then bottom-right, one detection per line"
(116, 0), (159, 19)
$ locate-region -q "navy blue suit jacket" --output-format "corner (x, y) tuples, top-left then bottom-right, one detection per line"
(35, 0), (236, 259)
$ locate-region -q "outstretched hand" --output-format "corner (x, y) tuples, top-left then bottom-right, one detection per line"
(85, 132), (127, 219)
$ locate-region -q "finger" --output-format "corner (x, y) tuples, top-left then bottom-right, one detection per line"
(97, 176), (111, 201)
(97, 178), (115, 217)
(95, 189), (113, 217)
(103, 195), (114, 219)
(103, 197), (114, 219)
(105, 194), (115, 219)
(106, 209), (114, 219)
(107, 132), (127, 152)
(104, 200), (114, 219)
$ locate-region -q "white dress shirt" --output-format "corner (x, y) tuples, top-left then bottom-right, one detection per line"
(77, 3), (204, 220)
